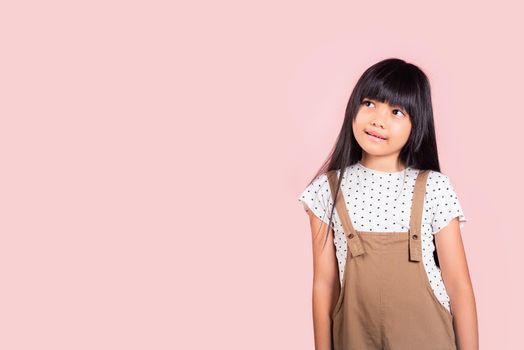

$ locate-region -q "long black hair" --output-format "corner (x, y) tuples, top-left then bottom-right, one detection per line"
(308, 58), (443, 266)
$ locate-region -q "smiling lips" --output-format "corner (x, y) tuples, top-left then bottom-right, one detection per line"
(365, 129), (387, 140)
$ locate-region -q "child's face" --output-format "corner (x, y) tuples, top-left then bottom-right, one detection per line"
(352, 98), (412, 157)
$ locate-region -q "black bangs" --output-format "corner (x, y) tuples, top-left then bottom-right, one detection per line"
(355, 60), (423, 119)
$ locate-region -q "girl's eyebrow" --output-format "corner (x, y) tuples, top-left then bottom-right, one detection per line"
(391, 104), (406, 110)
(363, 98), (407, 111)
(386, 102), (407, 112)
(366, 98), (404, 108)
(372, 99), (408, 113)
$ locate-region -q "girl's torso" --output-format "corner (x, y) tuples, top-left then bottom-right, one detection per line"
(298, 161), (467, 313)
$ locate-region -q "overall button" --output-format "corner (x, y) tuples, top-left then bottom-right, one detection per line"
(348, 233), (354, 239)
(412, 234), (418, 240)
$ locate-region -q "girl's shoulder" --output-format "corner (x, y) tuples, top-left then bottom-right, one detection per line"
(297, 171), (336, 225)
(424, 169), (455, 192)
(422, 169), (467, 233)
(407, 168), (458, 201)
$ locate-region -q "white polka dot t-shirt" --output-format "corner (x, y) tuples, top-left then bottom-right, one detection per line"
(298, 161), (467, 313)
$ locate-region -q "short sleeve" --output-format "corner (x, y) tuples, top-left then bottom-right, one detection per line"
(297, 173), (333, 226)
(429, 172), (467, 234)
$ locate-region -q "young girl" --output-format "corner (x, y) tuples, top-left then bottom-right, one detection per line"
(298, 58), (479, 350)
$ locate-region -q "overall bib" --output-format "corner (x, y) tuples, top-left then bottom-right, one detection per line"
(327, 169), (457, 350)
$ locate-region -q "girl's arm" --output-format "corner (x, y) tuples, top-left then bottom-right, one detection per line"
(306, 210), (339, 350)
(435, 217), (479, 350)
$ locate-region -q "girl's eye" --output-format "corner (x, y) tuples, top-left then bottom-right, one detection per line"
(362, 100), (407, 118)
(393, 109), (405, 118)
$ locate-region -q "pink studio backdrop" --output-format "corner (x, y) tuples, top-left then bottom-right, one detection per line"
(1, 1), (521, 349)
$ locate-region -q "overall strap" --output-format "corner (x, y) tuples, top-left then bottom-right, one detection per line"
(407, 169), (430, 262)
(326, 170), (365, 258)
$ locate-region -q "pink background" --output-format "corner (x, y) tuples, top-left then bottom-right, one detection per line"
(1, 0), (521, 349)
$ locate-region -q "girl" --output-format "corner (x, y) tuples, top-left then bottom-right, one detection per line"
(298, 58), (478, 350)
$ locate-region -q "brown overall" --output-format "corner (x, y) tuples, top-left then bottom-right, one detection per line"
(327, 169), (457, 350)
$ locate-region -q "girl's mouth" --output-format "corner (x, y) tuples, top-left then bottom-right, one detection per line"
(365, 131), (387, 141)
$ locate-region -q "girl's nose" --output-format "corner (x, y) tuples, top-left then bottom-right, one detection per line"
(371, 119), (385, 128)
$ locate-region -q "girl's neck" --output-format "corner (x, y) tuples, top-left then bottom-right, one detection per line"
(359, 156), (407, 173)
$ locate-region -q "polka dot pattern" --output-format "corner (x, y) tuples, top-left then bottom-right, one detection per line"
(298, 162), (467, 312)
